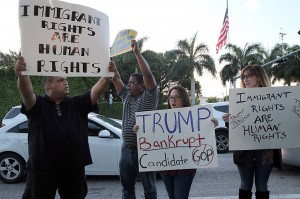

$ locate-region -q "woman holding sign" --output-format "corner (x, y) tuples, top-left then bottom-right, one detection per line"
(134, 85), (218, 199)
(223, 64), (282, 199)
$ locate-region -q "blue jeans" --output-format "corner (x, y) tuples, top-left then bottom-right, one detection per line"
(238, 150), (273, 192)
(119, 146), (157, 199)
(160, 171), (196, 199)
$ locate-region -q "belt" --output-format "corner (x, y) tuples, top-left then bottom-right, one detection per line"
(123, 144), (137, 150)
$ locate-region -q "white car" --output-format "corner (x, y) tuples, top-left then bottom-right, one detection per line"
(204, 102), (229, 153)
(1, 105), (26, 127)
(0, 112), (123, 184)
(282, 148), (300, 167)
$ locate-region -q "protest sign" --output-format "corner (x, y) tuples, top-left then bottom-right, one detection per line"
(110, 29), (138, 57)
(229, 86), (300, 150)
(19, 0), (112, 77)
(135, 104), (218, 172)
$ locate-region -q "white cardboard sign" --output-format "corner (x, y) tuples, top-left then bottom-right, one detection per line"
(135, 104), (218, 172)
(19, 0), (112, 77)
(229, 86), (300, 151)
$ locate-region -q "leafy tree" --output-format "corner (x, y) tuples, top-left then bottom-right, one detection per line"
(219, 43), (264, 86)
(0, 50), (19, 69)
(257, 43), (285, 77)
(206, 97), (219, 103)
(0, 51), (21, 119)
(270, 44), (300, 85)
(142, 50), (168, 100)
(172, 32), (216, 104)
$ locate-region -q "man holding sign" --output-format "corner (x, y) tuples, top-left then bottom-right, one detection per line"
(15, 56), (111, 199)
(108, 40), (159, 199)
(17, 0), (113, 198)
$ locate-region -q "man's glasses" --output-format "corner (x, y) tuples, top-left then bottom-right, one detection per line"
(168, 95), (181, 101)
(241, 74), (254, 80)
(55, 104), (61, 117)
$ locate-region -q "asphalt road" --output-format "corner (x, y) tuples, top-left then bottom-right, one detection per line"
(0, 153), (299, 199)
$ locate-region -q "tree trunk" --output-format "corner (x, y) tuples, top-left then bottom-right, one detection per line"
(191, 79), (195, 105)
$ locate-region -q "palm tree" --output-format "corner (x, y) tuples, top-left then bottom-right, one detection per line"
(172, 32), (216, 104)
(219, 43), (264, 86)
(256, 43), (286, 79)
(271, 44), (300, 85)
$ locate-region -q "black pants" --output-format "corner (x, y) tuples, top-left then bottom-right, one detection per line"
(22, 168), (87, 199)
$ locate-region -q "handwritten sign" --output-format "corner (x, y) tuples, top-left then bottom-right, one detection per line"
(19, 0), (112, 77)
(110, 29), (138, 57)
(229, 86), (300, 151)
(135, 104), (218, 172)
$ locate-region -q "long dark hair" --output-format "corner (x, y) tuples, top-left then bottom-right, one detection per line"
(167, 85), (191, 109)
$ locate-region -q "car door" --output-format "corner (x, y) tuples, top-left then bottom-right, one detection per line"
(85, 120), (121, 175)
(17, 121), (29, 157)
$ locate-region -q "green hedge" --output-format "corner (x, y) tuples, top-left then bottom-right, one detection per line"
(98, 102), (123, 119)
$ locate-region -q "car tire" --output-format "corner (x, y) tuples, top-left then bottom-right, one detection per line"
(215, 130), (229, 154)
(0, 153), (26, 184)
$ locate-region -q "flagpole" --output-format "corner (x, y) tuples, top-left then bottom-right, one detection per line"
(227, 0), (230, 48)
(216, 1), (229, 54)
(216, 0), (232, 92)
(226, 0), (233, 90)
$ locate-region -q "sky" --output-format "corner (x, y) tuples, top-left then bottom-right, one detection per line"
(1, 0), (300, 98)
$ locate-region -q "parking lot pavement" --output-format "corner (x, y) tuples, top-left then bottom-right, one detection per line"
(190, 194), (300, 199)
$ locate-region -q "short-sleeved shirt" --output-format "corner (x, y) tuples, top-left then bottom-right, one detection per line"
(119, 86), (159, 147)
(21, 92), (96, 170)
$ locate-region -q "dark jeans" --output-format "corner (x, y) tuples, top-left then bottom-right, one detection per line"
(119, 146), (157, 199)
(238, 150), (273, 192)
(22, 168), (87, 199)
(160, 171), (196, 199)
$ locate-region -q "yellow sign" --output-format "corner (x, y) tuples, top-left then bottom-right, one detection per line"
(110, 29), (138, 57)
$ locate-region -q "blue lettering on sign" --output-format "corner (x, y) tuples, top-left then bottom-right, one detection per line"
(136, 107), (211, 134)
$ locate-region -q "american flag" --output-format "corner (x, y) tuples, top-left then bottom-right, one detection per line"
(216, 6), (229, 54)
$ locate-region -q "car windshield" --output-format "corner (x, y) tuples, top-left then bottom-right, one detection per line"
(3, 107), (21, 119)
(95, 115), (122, 129)
(213, 105), (229, 113)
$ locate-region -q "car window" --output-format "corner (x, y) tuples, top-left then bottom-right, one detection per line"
(7, 121), (28, 133)
(3, 107), (21, 119)
(88, 120), (104, 136)
(95, 115), (122, 129)
(213, 105), (229, 113)
(4, 118), (119, 138)
(87, 119), (120, 138)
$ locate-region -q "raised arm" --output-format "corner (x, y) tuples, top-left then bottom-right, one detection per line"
(90, 77), (110, 105)
(90, 61), (118, 105)
(109, 61), (125, 95)
(131, 40), (157, 91)
(15, 56), (36, 111)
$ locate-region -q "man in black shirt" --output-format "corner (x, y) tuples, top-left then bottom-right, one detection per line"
(15, 56), (111, 199)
